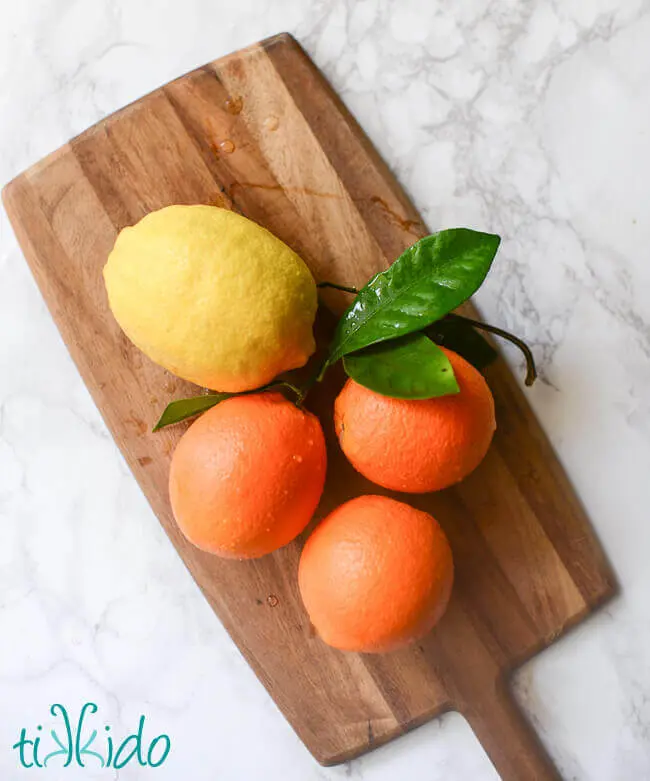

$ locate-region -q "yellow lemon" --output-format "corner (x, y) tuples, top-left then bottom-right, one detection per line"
(103, 205), (317, 392)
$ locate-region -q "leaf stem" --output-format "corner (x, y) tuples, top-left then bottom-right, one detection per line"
(316, 281), (359, 295)
(275, 381), (307, 405)
(445, 313), (537, 386)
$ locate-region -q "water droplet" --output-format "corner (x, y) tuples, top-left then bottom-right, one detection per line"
(293, 454), (303, 463)
(224, 95), (243, 115)
(216, 139), (235, 155)
(263, 115), (279, 131)
(267, 594), (279, 608)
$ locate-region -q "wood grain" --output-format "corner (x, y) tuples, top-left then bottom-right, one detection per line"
(2, 33), (615, 779)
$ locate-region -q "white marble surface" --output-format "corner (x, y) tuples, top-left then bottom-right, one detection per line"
(2, 0), (650, 778)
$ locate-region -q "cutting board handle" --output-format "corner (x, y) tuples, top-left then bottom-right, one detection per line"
(461, 680), (563, 781)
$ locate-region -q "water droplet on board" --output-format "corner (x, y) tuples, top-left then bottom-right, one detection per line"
(293, 454), (303, 463)
(224, 95), (243, 114)
(263, 115), (279, 131)
(216, 139), (235, 155)
(267, 594), (279, 608)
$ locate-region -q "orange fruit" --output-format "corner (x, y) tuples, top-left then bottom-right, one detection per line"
(334, 347), (496, 493)
(299, 495), (453, 653)
(169, 393), (326, 558)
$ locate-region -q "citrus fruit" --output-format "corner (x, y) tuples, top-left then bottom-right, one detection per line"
(334, 347), (496, 493)
(104, 205), (317, 392)
(299, 495), (453, 653)
(169, 392), (326, 558)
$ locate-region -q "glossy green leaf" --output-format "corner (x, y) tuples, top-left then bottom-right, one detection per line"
(342, 332), (460, 400)
(152, 380), (309, 432)
(328, 229), (501, 365)
(153, 393), (232, 431)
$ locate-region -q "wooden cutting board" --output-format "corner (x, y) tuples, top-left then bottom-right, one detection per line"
(3, 33), (615, 780)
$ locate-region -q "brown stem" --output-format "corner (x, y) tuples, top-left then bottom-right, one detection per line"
(445, 313), (537, 386)
(316, 281), (359, 295)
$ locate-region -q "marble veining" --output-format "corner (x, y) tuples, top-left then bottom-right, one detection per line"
(2, 1), (650, 778)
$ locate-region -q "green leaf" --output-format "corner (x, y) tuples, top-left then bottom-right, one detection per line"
(151, 380), (310, 432)
(153, 393), (232, 431)
(327, 229), (501, 365)
(342, 332), (460, 400)
(427, 317), (498, 371)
